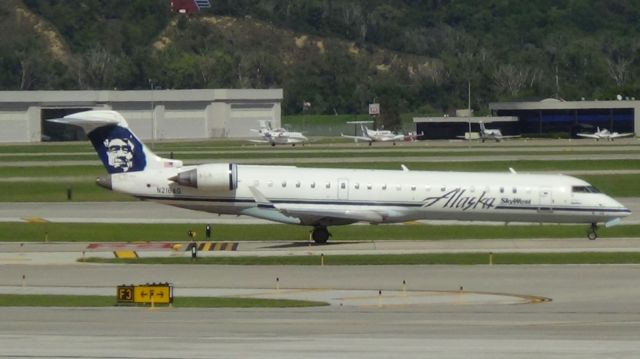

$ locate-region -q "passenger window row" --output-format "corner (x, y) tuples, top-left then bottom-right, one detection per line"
(258, 181), (531, 195)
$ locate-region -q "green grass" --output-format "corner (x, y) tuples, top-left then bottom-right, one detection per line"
(3, 150), (640, 162)
(0, 294), (115, 307)
(3, 222), (639, 242)
(0, 294), (327, 307)
(85, 252), (640, 265)
(0, 165), (104, 178)
(294, 160), (640, 172)
(0, 182), (131, 202)
(580, 175), (640, 197)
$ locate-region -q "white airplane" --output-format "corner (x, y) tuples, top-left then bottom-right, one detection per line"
(477, 121), (521, 142)
(460, 121), (521, 142)
(249, 121), (307, 146)
(577, 127), (634, 141)
(341, 124), (406, 146)
(51, 110), (630, 243)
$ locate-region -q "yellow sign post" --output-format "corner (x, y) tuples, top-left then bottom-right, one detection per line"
(117, 283), (173, 305)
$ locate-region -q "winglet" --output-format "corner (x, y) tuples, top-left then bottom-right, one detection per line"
(509, 167), (517, 174)
(401, 164), (410, 172)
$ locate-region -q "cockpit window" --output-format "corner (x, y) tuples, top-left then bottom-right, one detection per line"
(572, 186), (601, 193)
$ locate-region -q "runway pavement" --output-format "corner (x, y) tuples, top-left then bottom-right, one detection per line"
(1, 227), (639, 357)
(1, 264), (640, 358)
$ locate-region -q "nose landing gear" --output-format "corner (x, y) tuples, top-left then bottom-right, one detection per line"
(311, 226), (331, 244)
(587, 223), (598, 240)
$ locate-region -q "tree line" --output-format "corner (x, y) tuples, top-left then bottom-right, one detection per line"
(2, 0), (640, 126)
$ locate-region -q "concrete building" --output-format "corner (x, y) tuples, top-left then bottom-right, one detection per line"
(490, 98), (638, 137)
(0, 89), (283, 143)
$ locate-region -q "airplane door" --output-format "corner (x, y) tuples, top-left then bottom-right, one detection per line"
(338, 178), (349, 200)
(538, 187), (553, 213)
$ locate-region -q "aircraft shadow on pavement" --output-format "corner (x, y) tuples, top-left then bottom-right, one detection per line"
(263, 241), (358, 249)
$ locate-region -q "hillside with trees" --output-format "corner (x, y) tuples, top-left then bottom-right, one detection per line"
(3, 0), (640, 123)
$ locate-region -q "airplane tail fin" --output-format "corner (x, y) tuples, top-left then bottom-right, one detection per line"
(479, 121), (486, 133)
(49, 110), (182, 174)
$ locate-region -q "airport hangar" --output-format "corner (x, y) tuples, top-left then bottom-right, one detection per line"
(414, 99), (639, 139)
(0, 89), (283, 143)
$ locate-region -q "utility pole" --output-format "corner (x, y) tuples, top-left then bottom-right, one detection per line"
(149, 79), (155, 149)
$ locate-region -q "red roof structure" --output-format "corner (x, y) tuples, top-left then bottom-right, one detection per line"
(170, 0), (211, 13)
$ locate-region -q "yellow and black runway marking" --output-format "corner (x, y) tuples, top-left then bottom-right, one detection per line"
(185, 242), (239, 252)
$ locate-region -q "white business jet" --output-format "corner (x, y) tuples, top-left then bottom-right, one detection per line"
(577, 127), (634, 141)
(477, 121), (521, 142)
(341, 124), (405, 146)
(52, 110), (630, 243)
(249, 121), (307, 146)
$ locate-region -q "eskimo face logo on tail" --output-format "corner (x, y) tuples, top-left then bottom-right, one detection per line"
(88, 125), (147, 173)
(104, 138), (135, 172)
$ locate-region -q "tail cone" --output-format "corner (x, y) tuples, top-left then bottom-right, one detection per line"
(96, 176), (112, 190)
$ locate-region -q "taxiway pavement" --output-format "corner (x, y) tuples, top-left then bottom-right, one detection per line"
(1, 264), (640, 358)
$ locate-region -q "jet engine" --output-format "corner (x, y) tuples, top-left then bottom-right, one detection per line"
(170, 163), (238, 191)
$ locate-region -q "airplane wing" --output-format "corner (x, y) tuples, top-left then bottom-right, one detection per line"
(278, 206), (384, 224)
(341, 134), (373, 142)
(499, 135), (521, 139)
(284, 137), (307, 144)
(609, 132), (634, 139)
(248, 139), (271, 143)
(243, 186), (384, 225)
(576, 133), (599, 139)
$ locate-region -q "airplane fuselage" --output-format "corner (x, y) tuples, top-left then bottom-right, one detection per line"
(55, 110), (631, 243)
(107, 165), (628, 226)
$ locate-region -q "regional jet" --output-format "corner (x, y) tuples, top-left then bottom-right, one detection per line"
(577, 127), (634, 141)
(341, 124), (406, 145)
(52, 110), (630, 243)
(249, 121), (307, 146)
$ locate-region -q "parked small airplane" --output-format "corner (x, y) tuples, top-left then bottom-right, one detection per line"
(51, 110), (630, 243)
(249, 121), (307, 146)
(459, 122), (520, 142)
(477, 121), (521, 142)
(341, 124), (406, 145)
(577, 127), (634, 141)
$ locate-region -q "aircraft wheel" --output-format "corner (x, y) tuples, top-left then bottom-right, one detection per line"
(271, 143), (276, 147)
(587, 223), (598, 240)
(311, 226), (331, 244)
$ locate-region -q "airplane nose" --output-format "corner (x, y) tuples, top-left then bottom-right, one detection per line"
(610, 197), (631, 217)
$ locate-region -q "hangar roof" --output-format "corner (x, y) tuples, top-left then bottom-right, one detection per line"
(413, 116), (517, 123)
(490, 98), (640, 111)
(0, 89), (283, 104)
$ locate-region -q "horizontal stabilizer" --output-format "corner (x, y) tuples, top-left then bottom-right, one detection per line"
(49, 110), (129, 134)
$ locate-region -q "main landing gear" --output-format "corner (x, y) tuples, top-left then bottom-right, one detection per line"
(587, 223), (598, 240)
(311, 225), (331, 244)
